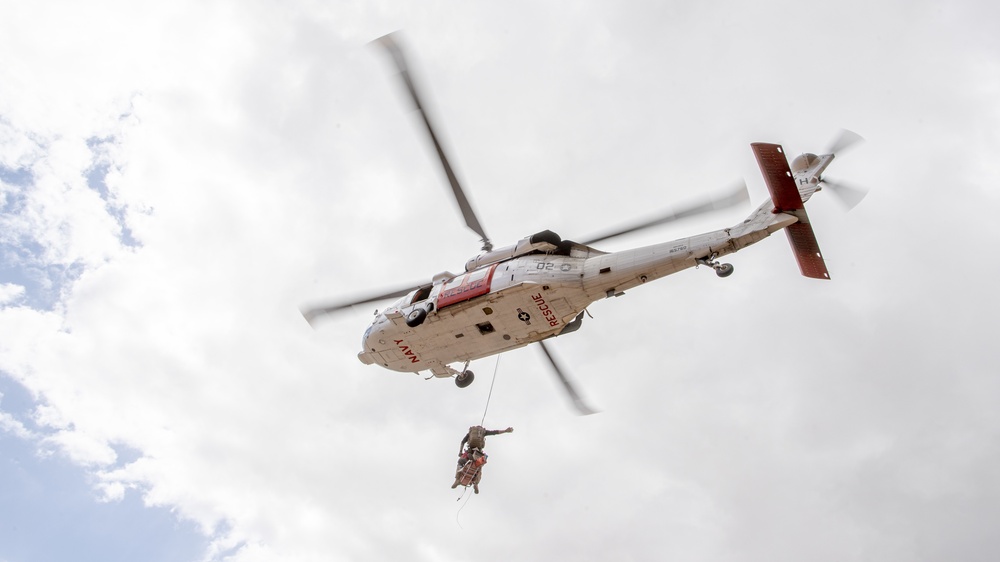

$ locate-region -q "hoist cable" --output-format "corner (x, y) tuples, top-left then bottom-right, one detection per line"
(480, 355), (501, 425)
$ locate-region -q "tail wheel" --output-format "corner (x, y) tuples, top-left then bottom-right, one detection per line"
(455, 370), (475, 388)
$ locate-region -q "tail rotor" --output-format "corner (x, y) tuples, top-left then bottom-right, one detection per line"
(821, 178), (868, 211)
(822, 129), (869, 210)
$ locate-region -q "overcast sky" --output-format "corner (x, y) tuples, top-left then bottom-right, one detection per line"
(2, 1), (999, 561)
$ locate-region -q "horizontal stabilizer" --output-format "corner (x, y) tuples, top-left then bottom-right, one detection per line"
(751, 143), (804, 212)
(751, 142), (830, 279)
(785, 222), (829, 279)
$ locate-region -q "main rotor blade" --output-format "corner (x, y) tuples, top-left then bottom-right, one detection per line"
(821, 178), (869, 211)
(538, 340), (597, 416)
(375, 33), (492, 251)
(300, 284), (424, 326)
(826, 129), (864, 156)
(579, 181), (750, 246)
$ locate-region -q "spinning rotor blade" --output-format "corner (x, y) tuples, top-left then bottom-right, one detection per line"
(821, 178), (868, 211)
(579, 181), (750, 246)
(822, 130), (868, 210)
(375, 33), (493, 252)
(826, 129), (864, 156)
(538, 340), (597, 416)
(300, 284), (425, 326)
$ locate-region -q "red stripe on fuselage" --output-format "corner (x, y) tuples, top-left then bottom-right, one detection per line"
(436, 264), (498, 309)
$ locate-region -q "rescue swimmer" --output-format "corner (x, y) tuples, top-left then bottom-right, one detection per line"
(451, 425), (514, 494)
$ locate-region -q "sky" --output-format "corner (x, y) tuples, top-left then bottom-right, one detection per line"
(1, 1), (999, 561)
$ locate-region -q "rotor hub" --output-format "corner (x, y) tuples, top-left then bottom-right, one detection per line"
(790, 153), (820, 174)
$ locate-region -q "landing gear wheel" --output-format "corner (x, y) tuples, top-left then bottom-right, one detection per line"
(405, 307), (427, 327)
(455, 370), (475, 388)
(715, 263), (734, 278)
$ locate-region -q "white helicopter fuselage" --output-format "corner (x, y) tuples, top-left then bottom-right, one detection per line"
(358, 155), (825, 379)
(304, 33), (861, 411)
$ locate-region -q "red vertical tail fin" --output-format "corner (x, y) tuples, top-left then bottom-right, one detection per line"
(751, 142), (830, 280)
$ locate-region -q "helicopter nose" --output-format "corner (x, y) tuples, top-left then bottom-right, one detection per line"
(361, 325), (374, 350)
(358, 350), (376, 365)
(358, 326), (379, 365)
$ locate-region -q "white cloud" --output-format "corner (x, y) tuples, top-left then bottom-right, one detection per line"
(1, 1), (999, 561)
(0, 408), (35, 440)
(0, 284), (25, 305)
(37, 427), (118, 467)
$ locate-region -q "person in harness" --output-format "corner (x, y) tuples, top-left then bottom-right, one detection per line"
(451, 425), (513, 494)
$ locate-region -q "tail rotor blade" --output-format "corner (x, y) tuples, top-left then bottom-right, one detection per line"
(375, 32), (492, 252)
(826, 129), (864, 156)
(538, 340), (597, 416)
(821, 178), (869, 211)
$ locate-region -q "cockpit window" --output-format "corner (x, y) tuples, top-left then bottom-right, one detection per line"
(362, 325), (374, 350)
(410, 286), (432, 304)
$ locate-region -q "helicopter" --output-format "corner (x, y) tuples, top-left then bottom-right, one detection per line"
(302, 33), (866, 415)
